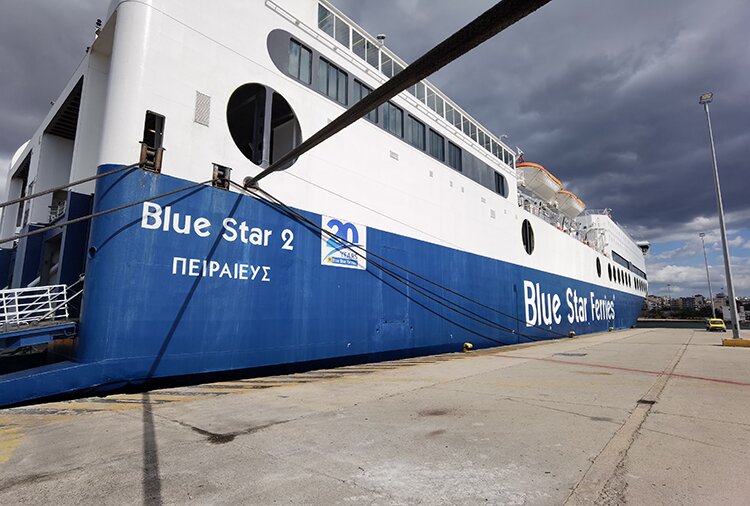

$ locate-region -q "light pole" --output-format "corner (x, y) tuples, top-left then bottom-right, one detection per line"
(699, 233), (716, 318)
(699, 92), (741, 339)
(667, 283), (672, 310)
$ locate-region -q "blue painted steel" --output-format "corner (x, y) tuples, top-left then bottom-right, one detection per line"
(11, 225), (44, 288)
(0, 248), (13, 288)
(0, 166), (643, 407)
(0, 322), (76, 351)
(57, 191), (93, 287)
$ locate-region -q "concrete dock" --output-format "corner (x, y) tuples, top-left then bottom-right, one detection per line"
(1, 328), (748, 505)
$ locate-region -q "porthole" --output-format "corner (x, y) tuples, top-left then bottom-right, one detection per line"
(608, 264), (612, 281)
(227, 83), (302, 169)
(521, 220), (534, 255)
(596, 258), (602, 278)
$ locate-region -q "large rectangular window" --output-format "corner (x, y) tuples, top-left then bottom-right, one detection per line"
(406, 115), (425, 150)
(428, 129), (445, 162)
(334, 16), (350, 47)
(288, 40), (312, 84)
(318, 5), (334, 37)
(381, 53), (393, 77)
(352, 30), (366, 60)
(319, 58), (348, 105)
(385, 102), (403, 138)
(426, 87), (444, 115)
(366, 40), (379, 69)
(448, 142), (462, 172)
(353, 80), (378, 123)
(612, 251), (630, 270)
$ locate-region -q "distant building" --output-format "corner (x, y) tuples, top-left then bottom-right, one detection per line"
(680, 297), (696, 311)
(694, 294), (705, 308)
(645, 295), (663, 311)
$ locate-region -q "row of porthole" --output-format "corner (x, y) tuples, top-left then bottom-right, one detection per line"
(596, 258), (646, 292)
(607, 262), (646, 292)
(526, 224), (647, 294)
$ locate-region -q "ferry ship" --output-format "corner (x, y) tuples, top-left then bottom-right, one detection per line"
(0, 0), (648, 407)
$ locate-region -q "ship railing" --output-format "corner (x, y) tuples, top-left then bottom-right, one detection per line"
(0, 284), (70, 332)
(48, 200), (67, 223)
(583, 208), (612, 217)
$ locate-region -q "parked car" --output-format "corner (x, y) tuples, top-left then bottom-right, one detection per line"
(706, 318), (727, 332)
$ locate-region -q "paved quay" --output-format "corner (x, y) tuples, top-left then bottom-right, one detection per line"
(1, 328), (749, 505)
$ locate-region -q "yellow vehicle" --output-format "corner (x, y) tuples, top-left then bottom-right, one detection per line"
(706, 318), (727, 332)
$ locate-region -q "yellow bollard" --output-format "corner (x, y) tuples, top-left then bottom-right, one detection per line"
(463, 342), (474, 353)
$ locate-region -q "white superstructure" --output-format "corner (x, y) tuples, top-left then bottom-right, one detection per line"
(1, 0), (647, 297)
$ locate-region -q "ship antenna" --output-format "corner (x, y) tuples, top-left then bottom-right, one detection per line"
(245, 0), (554, 189)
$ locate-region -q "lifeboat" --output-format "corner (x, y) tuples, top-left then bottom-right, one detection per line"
(556, 189), (586, 219)
(517, 162), (563, 204)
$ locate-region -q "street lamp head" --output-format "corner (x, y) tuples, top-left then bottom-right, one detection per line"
(699, 92), (713, 104)
(699, 232), (705, 238)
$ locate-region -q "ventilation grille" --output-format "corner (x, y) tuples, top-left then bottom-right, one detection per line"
(194, 92), (211, 126)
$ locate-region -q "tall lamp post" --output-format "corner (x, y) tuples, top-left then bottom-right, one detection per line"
(667, 283), (672, 309)
(699, 92), (741, 339)
(699, 233), (716, 318)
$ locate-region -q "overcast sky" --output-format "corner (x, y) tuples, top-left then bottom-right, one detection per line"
(1, 0), (749, 298)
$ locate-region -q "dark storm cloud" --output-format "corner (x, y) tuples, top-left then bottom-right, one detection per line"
(0, 0), (108, 161)
(332, 0), (750, 239)
(1, 0), (748, 242)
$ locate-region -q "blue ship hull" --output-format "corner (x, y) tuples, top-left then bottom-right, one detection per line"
(0, 167), (643, 407)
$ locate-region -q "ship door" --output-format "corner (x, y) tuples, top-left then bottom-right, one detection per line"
(375, 246), (412, 350)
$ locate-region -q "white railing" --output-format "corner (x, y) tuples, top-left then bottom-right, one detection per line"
(0, 284), (69, 331)
(49, 200), (67, 222)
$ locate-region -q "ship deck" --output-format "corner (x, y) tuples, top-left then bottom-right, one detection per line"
(1, 327), (748, 504)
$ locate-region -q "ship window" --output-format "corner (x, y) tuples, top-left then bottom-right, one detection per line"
(426, 88), (444, 116)
(452, 110), (463, 130)
(381, 53), (393, 78)
(429, 129), (445, 162)
(366, 40), (379, 69)
(288, 40), (312, 84)
(227, 83), (301, 169)
(406, 115), (425, 151)
(445, 104), (455, 125)
(318, 5), (334, 37)
(448, 142), (462, 172)
(483, 133), (492, 153)
(494, 172), (506, 197)
(462, 117), (471, 136)
(335, 16), (350, 47)
(352, 30), (366, 60)
(608, 264), (612, 281)
(318, 58), (347, 105)
(353, 80), (377, 123)
(597, 258), (602, 278)
(393, 62), (404, 75)
(522, 220), (534, 255)
(415, 83), (426, 103)
(385, 102), (403, 138)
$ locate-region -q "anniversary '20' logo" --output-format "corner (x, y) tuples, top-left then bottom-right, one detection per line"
(321, 216), (367, 270)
